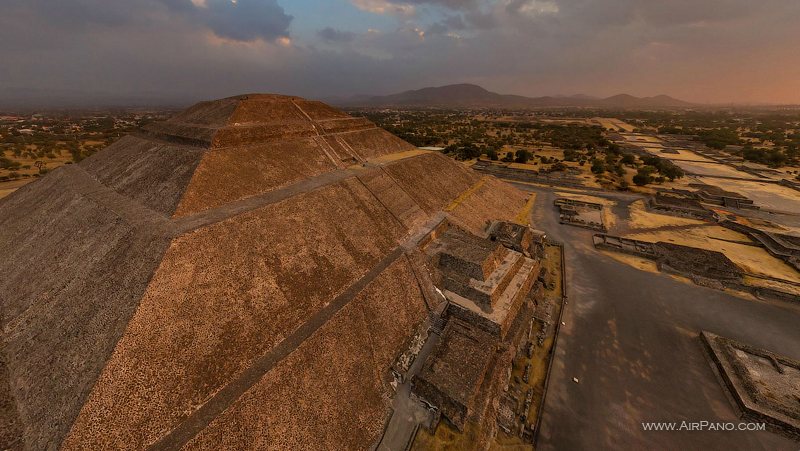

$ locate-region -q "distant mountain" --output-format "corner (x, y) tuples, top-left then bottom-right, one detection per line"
(336, 83), (694, 109)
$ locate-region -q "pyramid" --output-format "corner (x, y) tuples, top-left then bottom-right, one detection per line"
(0, 94), (531, 450)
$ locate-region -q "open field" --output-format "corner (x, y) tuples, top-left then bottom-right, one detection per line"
(0, 148), (74, 197)
(651, 148), (715, 162)
(627, 199), (706, 229)
(674, 160), (755, 178)
(593, 118), (636, 132)
(621, 133), (663, 144)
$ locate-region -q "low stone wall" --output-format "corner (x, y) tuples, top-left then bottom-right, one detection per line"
(554, 199), (606, 232)
(647, 197), (717, 222)
(592, 234), (658, 259)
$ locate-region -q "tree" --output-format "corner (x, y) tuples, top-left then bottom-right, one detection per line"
(515, 149), (532, 164)
(590, 159), (605, 174)
(633, 167), (655, 186)
(621, 153), (636, 165)
(660, 163), (684, 181)
(633, 173), (651, 186)
(0, 157), (21, 170)
(563, 149), (580, 161)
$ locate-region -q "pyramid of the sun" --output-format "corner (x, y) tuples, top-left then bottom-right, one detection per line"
(0, 94), (530, 450)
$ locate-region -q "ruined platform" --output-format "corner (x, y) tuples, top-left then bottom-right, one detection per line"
(702, 332), (800, 440)
(554, 198), (606, 232)
(647, 192), (718, 221)
(721, 220), (800, 272)
(487, 220), (546, 259)
(426, 225), (540, 331)
(410, 219), (544, 441)
(687, 183), (758, 210)
(593, 234), (744, 287)
(413, 319), (497, 431)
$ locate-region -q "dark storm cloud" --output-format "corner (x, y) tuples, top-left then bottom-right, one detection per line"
(4, 0), (292, 42)
(161, 0), (293, 41)
(318, 27), (356, 42)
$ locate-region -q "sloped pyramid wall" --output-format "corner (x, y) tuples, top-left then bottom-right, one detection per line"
(0, 94), (531, 450)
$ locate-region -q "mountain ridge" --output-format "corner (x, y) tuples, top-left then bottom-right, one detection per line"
(334, 83), (695, 109)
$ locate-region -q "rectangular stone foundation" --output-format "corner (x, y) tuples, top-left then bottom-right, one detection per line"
(701, 331), (800, 441)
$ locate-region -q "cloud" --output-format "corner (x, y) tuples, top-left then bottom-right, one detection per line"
(351, 0), (482, 16)
(3, 0), (293, 43)
(163, 0), (293, 42)
(507, 0), (558, 17)
(318, 27), (356, 43)
(196, 0), (292, 42)
(351, 0), (416, 16)
(1, 0), (800, 105)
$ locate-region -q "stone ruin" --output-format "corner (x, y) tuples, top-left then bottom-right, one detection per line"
(702, 331), (800, 440)
(412, 319), (497, 431)
(593, 234), (800, 302)
(410, 219), (545, 444)
(471, 159), (588, 190)
(683, 183), (758, 210)
(647, 191), (718, 221)
(655, 241), (743, 283)
(721, 220), (800, 272)
(554, 198), (606, 232)
(487, 220), (546, 260)
(593, 234), (743, 286)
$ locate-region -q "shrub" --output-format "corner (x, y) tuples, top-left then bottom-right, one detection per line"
(591, 159), (605, 174)
(633, 173), (651, 186)
(515, 149), (533, 164)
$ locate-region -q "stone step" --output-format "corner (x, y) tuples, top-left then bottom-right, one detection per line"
(469, 252), (525, 305)
(492, 256), (538, 316)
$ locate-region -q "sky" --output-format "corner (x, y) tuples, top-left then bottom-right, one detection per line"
(1, 0), (799, 106)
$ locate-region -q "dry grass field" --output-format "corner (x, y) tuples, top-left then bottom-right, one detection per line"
(627, 200), (705, 229)
(592, 118), (636, 132)
(673, 161), (754, 178)
(0, 148), (74, 197)
(652, 148), (715, 162)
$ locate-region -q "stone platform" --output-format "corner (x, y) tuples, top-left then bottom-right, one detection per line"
(702, 331), (800, 441)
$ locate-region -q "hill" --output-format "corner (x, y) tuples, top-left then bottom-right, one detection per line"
(338, 83), (694, 109)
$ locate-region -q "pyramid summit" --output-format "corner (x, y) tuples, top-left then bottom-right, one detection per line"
(0, 94), (541, 450)
(86, 93), (416, 217)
